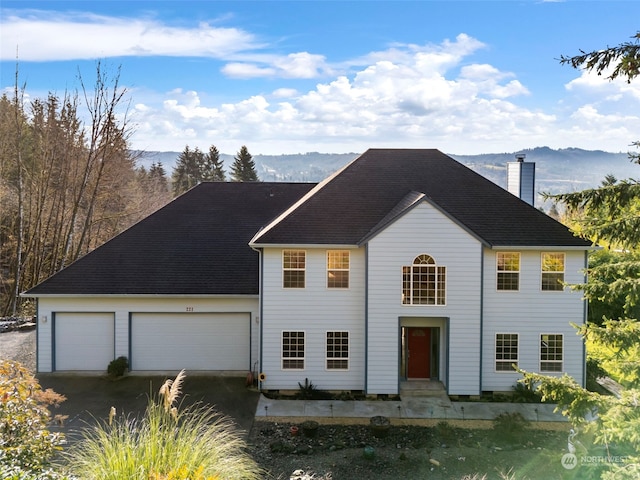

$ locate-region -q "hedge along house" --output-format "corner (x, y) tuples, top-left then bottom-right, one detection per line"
(26, 149), (592, 396)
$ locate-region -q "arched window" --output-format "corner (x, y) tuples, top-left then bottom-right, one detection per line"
(402, 254), (446, 305)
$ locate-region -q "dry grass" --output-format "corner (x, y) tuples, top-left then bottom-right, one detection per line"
(62, 371), (263, 480)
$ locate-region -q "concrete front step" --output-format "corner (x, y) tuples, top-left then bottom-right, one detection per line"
(400, 380), (447, 398)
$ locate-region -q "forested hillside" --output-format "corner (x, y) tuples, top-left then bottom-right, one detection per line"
(0, 68), (171, 316)
(139, 147), (637, 199)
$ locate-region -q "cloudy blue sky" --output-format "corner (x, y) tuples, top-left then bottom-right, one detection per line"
(2, 1), (640, 155)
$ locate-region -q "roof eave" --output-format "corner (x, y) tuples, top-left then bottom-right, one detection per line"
(21, 293), (260, 299)
(249, 243), (359, 249)
(486, 244), (598, 251)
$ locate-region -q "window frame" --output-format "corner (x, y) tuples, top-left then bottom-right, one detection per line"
(540, 333), (563, 372)
(283, 250), (306, 289)
(541, 252), (565, 291)
(495, 333), (519, 372)
(326, 331), (349, 370)
(281, 331), (305, 370)
(327, 250), (350, 289)
(496, 252), (520, 291)
(402, 254), (446, 306)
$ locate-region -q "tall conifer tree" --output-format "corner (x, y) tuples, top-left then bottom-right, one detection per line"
(230, 145), (259, 182)
(203, 145), (225, 181)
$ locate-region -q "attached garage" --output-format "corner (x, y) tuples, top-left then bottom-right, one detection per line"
(54, 312), (115, 371)
(130, 313), (250, 371)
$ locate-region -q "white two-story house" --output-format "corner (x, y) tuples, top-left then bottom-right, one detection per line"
(26, 149), (591, 396)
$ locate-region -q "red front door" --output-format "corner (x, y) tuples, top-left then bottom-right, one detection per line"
(407, 327), (431, 378)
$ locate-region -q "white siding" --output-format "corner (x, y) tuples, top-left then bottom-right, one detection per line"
(35, 296), (259, 373)
(261, 247), (365, 391)
(367, 202), (483, 395)
(482, 249), (586, 391)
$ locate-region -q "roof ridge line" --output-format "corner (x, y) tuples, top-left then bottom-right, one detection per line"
(249, 150), (365, 245)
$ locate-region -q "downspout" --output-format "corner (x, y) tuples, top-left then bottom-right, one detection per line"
(251, 245), (264, 392)
(479, 245), (484, 395)
(51, 312), (56, 372)
(128, 313), (133, 370)
(582, 249), (589, 388)
(364, 244), (369, 394)
(35, 300), (40, 373)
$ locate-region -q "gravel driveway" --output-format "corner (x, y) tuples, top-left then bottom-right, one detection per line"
(0, 329), (36, 370)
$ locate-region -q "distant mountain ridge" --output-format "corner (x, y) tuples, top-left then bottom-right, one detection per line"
(136, 147), (639, 199)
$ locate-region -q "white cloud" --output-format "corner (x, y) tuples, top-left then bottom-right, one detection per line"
(271, 88), (298, 99)
(222, 63), (276, 78)
(129, 35), (570, 154)
(7, 10), (638, 156)
(1, 10), (260, 61)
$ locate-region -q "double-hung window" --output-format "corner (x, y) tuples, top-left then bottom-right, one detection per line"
(282, 331), (305, 369)
(542, 253), (565, 291)
(495, 333), (518, 371)
(540, 334), (563, 372)
(402, 254), (446, 305)
(327, 250), (349, 288)
(326, 331), (349, 370)
(283, 250), (305, 288)
(497, 252), (520, 291)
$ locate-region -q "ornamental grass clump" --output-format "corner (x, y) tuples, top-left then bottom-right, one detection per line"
(63, 370), (263, 480)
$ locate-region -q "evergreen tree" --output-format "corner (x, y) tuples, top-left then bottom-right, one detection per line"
(172, 145), (205, 195)
(230, 145), (259, 182)
(148, 162), (170, 197)
(202, 145), (225, 181)
(521, 33), (640, 479)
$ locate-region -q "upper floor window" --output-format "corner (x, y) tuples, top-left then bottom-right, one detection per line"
(497, 252), (520, 291)
(283, 250), (305, 288)
(327, 250), (349, 288)
(540, 334), (563, 372)
(402, 254), (446, 305)
(542, 253), (565, 291)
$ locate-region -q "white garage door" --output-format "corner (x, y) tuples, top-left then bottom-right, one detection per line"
(55, 312), (115, 371)
(131, 313), (250, 371)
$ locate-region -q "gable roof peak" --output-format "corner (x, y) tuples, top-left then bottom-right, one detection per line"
(251, 148), (591, 248)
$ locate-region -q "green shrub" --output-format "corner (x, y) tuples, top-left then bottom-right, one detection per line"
(296, 378), (332, 400)
(0, 465), (73, 479)
(297, 378), (317, 399)
(511, 382), (542, 403)
(107, 356), (128, 377)
(492, 412), (530, 443)
(63, 370), (262, 480)
(0, 361), (66, 475)
(434, 421), (456, 443)
(301, 420), (319, 438)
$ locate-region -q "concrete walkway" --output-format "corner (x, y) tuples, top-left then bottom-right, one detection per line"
(256, 394), (567, 423)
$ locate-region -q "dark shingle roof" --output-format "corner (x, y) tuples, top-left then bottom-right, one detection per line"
(252, 149), (592, 248)
(26, 182), (315, 296)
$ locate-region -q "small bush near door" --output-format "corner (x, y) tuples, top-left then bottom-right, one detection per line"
(107, 356), (128, 377)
